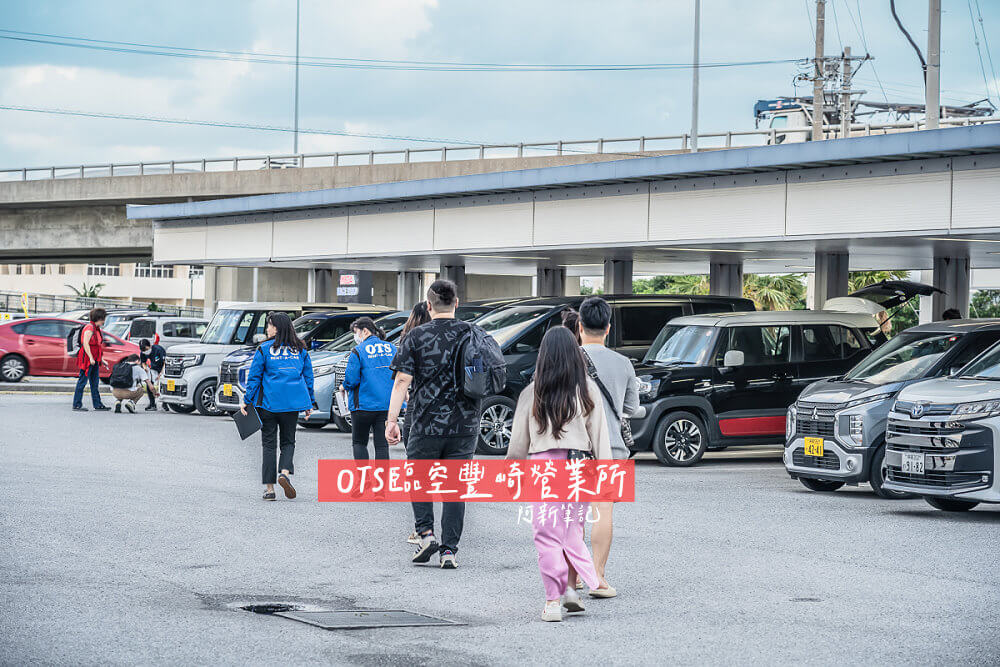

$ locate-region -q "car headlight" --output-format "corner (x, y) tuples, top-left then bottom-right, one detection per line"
(785, 405), (796, 443)
(314, 364), (335, 377)
(637, 375), (660, 400)
(951, 400), (1000, 419)
(175, 354), (204, 370)
(842, 393), (893, 410)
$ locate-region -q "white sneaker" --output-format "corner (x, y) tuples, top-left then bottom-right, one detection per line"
(406, 531), (420, 545)
(411, 533), (439, 563)
(562, 587), (585, 613)
(541, 600), (562, 622)
(114, 401), (122, 413)
(439, 550), (457, 569)
(124, 400), (136, 413)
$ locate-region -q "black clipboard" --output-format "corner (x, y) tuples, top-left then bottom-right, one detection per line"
(233, 403), (263, 440)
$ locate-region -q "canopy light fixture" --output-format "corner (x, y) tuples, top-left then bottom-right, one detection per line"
(461, 254), (553, 261)
(924, 237), (1000, 244)
(656, 247), (756, 253)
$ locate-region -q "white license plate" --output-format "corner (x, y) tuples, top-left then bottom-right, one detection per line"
(901, 452), (925, 475)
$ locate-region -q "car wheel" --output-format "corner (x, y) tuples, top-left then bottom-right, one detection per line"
(799, 477), (846, 492)
(301, 420), (326, 430)
(194, 380), (224, 416)
(170, 404), (197, 414)
(477, 395), (516, 456)
(925, 497), (979, 512)
(0, 354), (27, 382)
(869, 445), (914, 499)
(652, 411), (708, 466)
(333, 413), (352, 432)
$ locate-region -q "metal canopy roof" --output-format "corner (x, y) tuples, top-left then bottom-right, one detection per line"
(127, 124), (1000, 222)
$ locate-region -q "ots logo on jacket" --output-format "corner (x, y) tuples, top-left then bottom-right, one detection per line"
(343, 337), (396, 412)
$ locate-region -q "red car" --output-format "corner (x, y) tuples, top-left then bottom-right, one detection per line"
(0, 318), (140, 383)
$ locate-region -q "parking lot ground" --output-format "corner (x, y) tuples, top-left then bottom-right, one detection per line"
(2, 393), (998, 666)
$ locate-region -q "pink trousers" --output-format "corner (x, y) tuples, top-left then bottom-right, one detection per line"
(530, 449), (600, 599)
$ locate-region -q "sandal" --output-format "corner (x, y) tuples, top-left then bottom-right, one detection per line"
(262, 490), (276, 501)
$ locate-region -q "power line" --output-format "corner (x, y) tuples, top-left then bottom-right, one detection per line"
(843, 0), (888, 103)
(0, 29), (801, 72)
(972, 0), (1000, 104)
(828, 0), (844, 52)
(966, 0), (995, 104)
(0, 104), (492, 145)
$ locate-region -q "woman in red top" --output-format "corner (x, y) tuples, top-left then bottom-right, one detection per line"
(72, 307), (111, 411)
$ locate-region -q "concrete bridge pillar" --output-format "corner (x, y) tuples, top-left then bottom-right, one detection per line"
(603, 259), (633, 295)
(536, 266), (566, 297)
(931, 255), (970, 320)
(314, 269), (335, 302)
(397, 271), (423, 310)
(203, 266), (218, 317)
(709, 261), (743, 297)
(439, 263), (467, 301)
(814, 251), (850, 309)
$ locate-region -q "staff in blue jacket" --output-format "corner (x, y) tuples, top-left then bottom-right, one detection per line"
(241, 312), (316, 501)
(342, 317), (396, 460)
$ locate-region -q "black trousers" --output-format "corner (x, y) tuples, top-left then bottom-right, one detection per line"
(260, 408), (297, 484)
(405, 433), (478, 554)
(351, 410), (389, 460)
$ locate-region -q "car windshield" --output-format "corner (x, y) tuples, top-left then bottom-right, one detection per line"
(293, 317), (325, 336)
(644, 325), (717, 365)
(957, 341), (1000, 379)
(201, 309), (247, 344)
(317, 312), (406, 351)
(104, 321), (130, 338)
(475, 306), (552, 347)
(845, 332), (963, 383)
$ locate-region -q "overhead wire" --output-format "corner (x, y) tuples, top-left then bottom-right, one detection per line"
(843, 0), (888, 103)
(0, 29), (801, 72)
(973, 0), (1000, 104)
(966, 0), (995, 105)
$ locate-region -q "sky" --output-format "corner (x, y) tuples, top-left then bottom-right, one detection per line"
(0, 0), (998, 168)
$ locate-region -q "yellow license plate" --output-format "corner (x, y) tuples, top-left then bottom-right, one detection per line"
(166, 379), (176, 392)
(223, 383), (233, 397)
(804, 437), (824, 457)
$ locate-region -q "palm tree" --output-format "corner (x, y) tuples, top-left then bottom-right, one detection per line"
(66, 282), (105, 298)
(743, 274), (806, 311)
(848, 270), (909, 292)
(664, 274), (709, 295)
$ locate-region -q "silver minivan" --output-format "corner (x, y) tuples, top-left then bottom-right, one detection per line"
(128, 317), (209, 350)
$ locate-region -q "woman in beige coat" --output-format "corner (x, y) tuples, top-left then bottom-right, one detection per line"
(507, 326), (612, 622)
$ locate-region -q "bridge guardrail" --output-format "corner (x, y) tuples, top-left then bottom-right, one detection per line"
(0, 290), (203, 318)
(2, 117), (997, 182)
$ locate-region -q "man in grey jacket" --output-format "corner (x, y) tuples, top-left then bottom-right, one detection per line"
(578, 296), (638, 598)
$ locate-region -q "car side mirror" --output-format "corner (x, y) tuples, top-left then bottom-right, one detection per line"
(723, 350), (745, 368)
(252, 333), (267, 345)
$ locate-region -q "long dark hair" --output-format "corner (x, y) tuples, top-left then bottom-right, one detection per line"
(352, 316), (386, 340)
(267, 312), (306, 352)
(532, 326), (594, 439)
(401, 301), (431, 340)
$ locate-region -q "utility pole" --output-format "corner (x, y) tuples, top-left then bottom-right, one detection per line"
(926, 0), (941, 129)
(293, 0), (301, 154)
(690, 0), (701, 152)
(812, 0), (826, 141)
(840, 46), (853, 138)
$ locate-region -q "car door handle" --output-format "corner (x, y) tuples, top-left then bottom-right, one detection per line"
(25, 340), (36, 345)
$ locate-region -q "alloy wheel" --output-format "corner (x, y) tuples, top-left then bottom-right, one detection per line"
(1, 357), (26, 382)
(479, 403), (513, 453)
(201, 385), (221, 415)
(664, 419), (702, 462)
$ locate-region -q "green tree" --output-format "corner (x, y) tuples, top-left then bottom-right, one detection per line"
(147, 302), (161, 312)
(742, 274), (806, 311)
(848, 270), (909, 292)
(65, 282), (105, 298)
(970, 289), (1000, 318)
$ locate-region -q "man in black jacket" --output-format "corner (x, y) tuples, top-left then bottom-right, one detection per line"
(139, 339), (167, 411)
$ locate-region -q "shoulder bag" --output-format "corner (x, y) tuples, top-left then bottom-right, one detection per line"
(581, 349), (638, 456)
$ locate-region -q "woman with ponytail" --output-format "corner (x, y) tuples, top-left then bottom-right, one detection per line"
(343, 316), (397, 460)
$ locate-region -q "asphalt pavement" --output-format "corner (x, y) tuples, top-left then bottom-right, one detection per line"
(2, 393), (998, 666)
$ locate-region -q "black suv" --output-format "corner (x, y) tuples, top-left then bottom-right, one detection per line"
(474, 294), (755, 454)
(630, 310), (885, 466)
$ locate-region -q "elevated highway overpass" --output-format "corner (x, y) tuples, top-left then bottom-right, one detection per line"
(129, 124), (1000, 318)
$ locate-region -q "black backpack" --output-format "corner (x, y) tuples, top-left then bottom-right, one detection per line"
(109, 361), (134, 389)
(456, 323), (506, 400)
(66, 324), (84, 357)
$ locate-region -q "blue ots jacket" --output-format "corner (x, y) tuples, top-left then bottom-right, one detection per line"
(244, 340), (316, 413)
(342, 336), (396, 412)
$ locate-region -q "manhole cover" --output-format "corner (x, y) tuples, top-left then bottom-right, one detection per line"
(276, 609), (463, 630)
